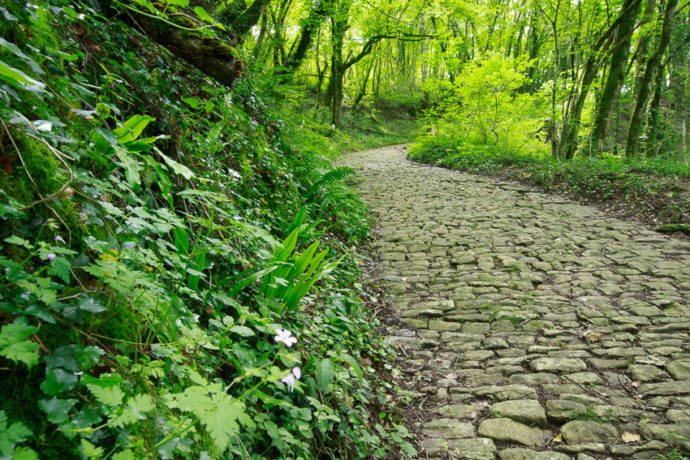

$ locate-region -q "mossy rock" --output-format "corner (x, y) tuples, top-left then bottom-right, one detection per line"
(656, 223), (690, 235)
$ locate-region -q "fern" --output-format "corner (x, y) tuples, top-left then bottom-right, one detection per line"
(306, 166), (356, 200)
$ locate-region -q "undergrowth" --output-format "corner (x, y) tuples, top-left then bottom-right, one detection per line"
(0, 2), (415, 458)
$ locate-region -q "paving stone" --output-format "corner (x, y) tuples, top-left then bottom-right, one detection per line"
(450, 438), (498, 459)
(560, 421), (619, 444)
(639, 380), (690, 396)
(666, 361), (690, 380)
(530, 357), (587, 372)
(489, 400), (547, 426)
(509, 373), (559, 385)
(499, 448), (570, 460)
(628, 364), (666, 382)
(478, 418), (548, 447)
(434, 403), (486, 419)
(546, 399), (587, 421)
(473, 384), (538, 400)
(422, 418), (475, 438)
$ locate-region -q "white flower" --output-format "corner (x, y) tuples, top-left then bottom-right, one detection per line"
(274, 329), (297, 347)
(281, 367), (301, 392)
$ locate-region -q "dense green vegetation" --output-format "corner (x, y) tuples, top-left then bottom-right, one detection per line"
(0, 1), (418, 458)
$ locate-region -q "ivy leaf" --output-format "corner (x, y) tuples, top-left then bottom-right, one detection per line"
(44, 345), (80, 371)
(38, 397), (78, 424)
(76, 346), (104, 370)
(0, 410), (32, 457)
(76, 297), (106, 314)
(0, 319), (39, 369)
(40, 369), (78, 395)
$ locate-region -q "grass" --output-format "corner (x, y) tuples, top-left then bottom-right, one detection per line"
(408, 137), (690, 230)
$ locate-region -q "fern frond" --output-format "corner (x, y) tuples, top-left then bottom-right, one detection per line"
(306, 166), (356, 199)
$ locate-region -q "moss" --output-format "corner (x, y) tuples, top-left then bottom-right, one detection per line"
(94, 299), (144, 350)
(0, 131), (64, 202)
(656, 223), (690, 234)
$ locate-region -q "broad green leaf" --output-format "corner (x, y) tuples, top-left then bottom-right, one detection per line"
(229, 325), (254, 337)
(114, 147), (142, 187)
(194, 6), (214, 23)
(38, 397), (78, 424)
(158, 151), (196, 180)
(0, 59), (44, 90)
(174, 227), (189, 255)
(41, 369), (78, 395)
(182, 97), (201, 109)
(0, 319), (39, 369)
(316, 358), (335, 392)
(81, 372), (124, 387)
(114, 115), (155, 144)
(3, 236), (33, 250)
(166, 0), (189, 6)
(340, 353), (363, 384)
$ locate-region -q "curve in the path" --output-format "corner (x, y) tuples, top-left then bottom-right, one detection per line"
(343, 145), (690, 460)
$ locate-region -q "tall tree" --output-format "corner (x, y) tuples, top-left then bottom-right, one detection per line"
(625, 0), (679, 157)
(590, 0), (641, 155)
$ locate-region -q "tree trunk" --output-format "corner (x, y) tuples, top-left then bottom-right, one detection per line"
(329, 11), (347, 128)
(590, 0), (641, 155)
(645, 56), (669, 155)
(625, 0), (678, 158)
(115, 4), (244, 88)
(353, 59), (374, 108)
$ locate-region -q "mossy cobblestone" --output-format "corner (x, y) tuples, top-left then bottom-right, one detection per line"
(343, 146), (690, 459)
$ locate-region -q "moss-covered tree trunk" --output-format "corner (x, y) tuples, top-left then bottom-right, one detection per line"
(590, 0), (640, 155)
(114, 4), (244, 87)
(625, 0), (678, 158)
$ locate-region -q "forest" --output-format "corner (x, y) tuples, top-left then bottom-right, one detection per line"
(0, 0), (688, 458)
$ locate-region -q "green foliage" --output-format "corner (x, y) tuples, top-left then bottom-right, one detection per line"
(0, 2), (413, 459)
(421, 54), (548, 156)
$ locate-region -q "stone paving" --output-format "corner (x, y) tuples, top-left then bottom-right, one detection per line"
(342, 145), (690, 459)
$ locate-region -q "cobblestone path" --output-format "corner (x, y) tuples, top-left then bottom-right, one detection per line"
(343, 145), (690, 460)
